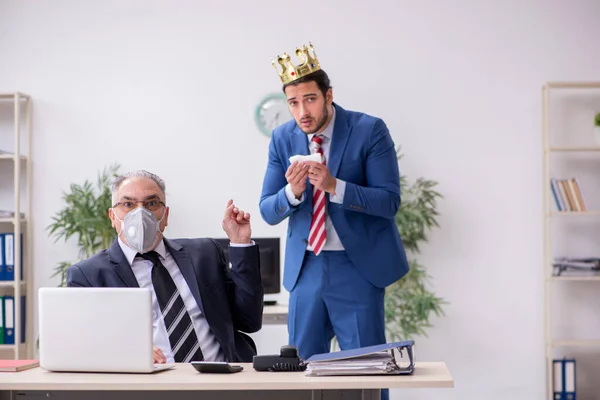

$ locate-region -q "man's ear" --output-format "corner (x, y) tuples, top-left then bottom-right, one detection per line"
(326, 88), (333, 105)
(161, 207), (170, 231)
(108, 208), (116, 228)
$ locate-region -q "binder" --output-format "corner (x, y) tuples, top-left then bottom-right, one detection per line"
(305, 340), (415, 376)
(0, 295), (4, 344)
(553, 358), (576, 400)
(4, 233), (13, 281)
(0, 233), (24, 281)
(0, 234), (4, 280)
(2, 295), (26, 345)
(3, 296), (13, 345)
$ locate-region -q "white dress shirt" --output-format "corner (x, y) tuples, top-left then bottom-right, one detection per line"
(118, 237), (252, 363)
(285, 106), (345, 251)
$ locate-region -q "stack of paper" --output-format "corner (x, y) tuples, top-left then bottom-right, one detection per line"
(305, 340), (415, 376)
(0, 210), (25, 218)
(553, 257), (600, 276)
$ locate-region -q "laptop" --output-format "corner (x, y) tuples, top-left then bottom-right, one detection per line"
(38, 287), (175, 373)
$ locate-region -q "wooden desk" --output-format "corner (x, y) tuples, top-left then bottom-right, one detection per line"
(262, 303), (288, 325)
(0, 362), (453, 400)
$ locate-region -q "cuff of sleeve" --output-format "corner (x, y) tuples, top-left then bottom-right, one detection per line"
(285, 183), (304, 206)
(330, 179), (346, 204)
(229, 240), (256, 247)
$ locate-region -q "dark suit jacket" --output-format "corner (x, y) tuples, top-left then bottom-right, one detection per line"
(66, 237), (264, 362)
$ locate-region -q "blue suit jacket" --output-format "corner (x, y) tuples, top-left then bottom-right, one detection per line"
(66, 238), (264, 362)
(259, 103), (410, 291)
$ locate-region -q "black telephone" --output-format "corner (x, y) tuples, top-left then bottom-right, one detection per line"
(252, 345), (307, 372)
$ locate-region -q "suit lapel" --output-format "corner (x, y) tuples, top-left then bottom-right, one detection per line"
(108, 240), (139, 287)
(327, 104), (352, 178)
(164, 238), (205, 315)
(292, 125), (310, 157)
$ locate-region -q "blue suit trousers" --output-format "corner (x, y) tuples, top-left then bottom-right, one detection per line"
(288, 250), (389, 400)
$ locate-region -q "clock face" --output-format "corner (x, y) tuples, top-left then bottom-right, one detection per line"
(255, 93), (293, 137)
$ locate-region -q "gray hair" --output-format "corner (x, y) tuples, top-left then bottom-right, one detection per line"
(111, 170), (166, 204)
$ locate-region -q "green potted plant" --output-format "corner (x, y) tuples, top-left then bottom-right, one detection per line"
(384, 147), (446, 341)
(595, 112), (600, 145)
(47, 164), (120, 286)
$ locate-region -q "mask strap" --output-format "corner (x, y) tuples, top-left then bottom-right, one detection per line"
(112, 208), (125, 235)
(157, 207), (167, 226)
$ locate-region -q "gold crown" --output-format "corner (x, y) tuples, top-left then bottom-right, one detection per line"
(271, 42), (321, 85)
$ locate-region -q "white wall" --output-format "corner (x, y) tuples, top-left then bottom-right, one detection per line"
(1, 0), (600, 398)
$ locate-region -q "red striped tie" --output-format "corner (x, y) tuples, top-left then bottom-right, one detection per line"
(309, 135), (327, 255)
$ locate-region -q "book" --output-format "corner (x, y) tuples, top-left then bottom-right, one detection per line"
(550, 177), (587, 212)
(0, 359), (39, 372)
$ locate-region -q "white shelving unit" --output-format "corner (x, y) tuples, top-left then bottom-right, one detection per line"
(542, 82), (600, 399)
(0, 92), (32, 359)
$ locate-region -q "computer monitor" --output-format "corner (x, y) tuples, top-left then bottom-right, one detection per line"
(213, 237), (281, 296)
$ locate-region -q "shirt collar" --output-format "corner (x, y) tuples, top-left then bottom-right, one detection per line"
(118, 236), (167, 266)
(308, 105), (336, 142)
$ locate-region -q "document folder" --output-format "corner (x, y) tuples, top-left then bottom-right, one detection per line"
(305, 340), (415, 376)
(553, 358), (576, 400)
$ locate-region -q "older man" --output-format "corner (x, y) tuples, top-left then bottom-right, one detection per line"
(67, 170), (263, 363)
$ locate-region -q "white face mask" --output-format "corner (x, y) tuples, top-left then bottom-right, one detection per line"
(113, 206), (166, 254)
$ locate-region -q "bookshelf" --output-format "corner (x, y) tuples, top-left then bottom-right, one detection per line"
(543, 82), (600, 399)
(0, 92), (32, 360)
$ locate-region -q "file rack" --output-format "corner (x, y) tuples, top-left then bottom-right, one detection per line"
(0, 92), (32, 359)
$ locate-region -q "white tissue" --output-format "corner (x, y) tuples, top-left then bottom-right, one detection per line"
(289, 153), (322, 164)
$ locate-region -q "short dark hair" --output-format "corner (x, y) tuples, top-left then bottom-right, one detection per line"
(282, 69), (332, 97)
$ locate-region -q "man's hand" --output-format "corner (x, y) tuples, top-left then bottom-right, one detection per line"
(153, 347), (166, 364)
(285, 161), (309, 199)
(305, 161), (336, 194)
(222, 199), (252, 244)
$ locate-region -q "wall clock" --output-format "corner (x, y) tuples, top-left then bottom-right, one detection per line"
(255, 93), (293, 137)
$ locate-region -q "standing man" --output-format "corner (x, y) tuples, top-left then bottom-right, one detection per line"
(259, 41), (410, 370)
(67, 170), (263, 363)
